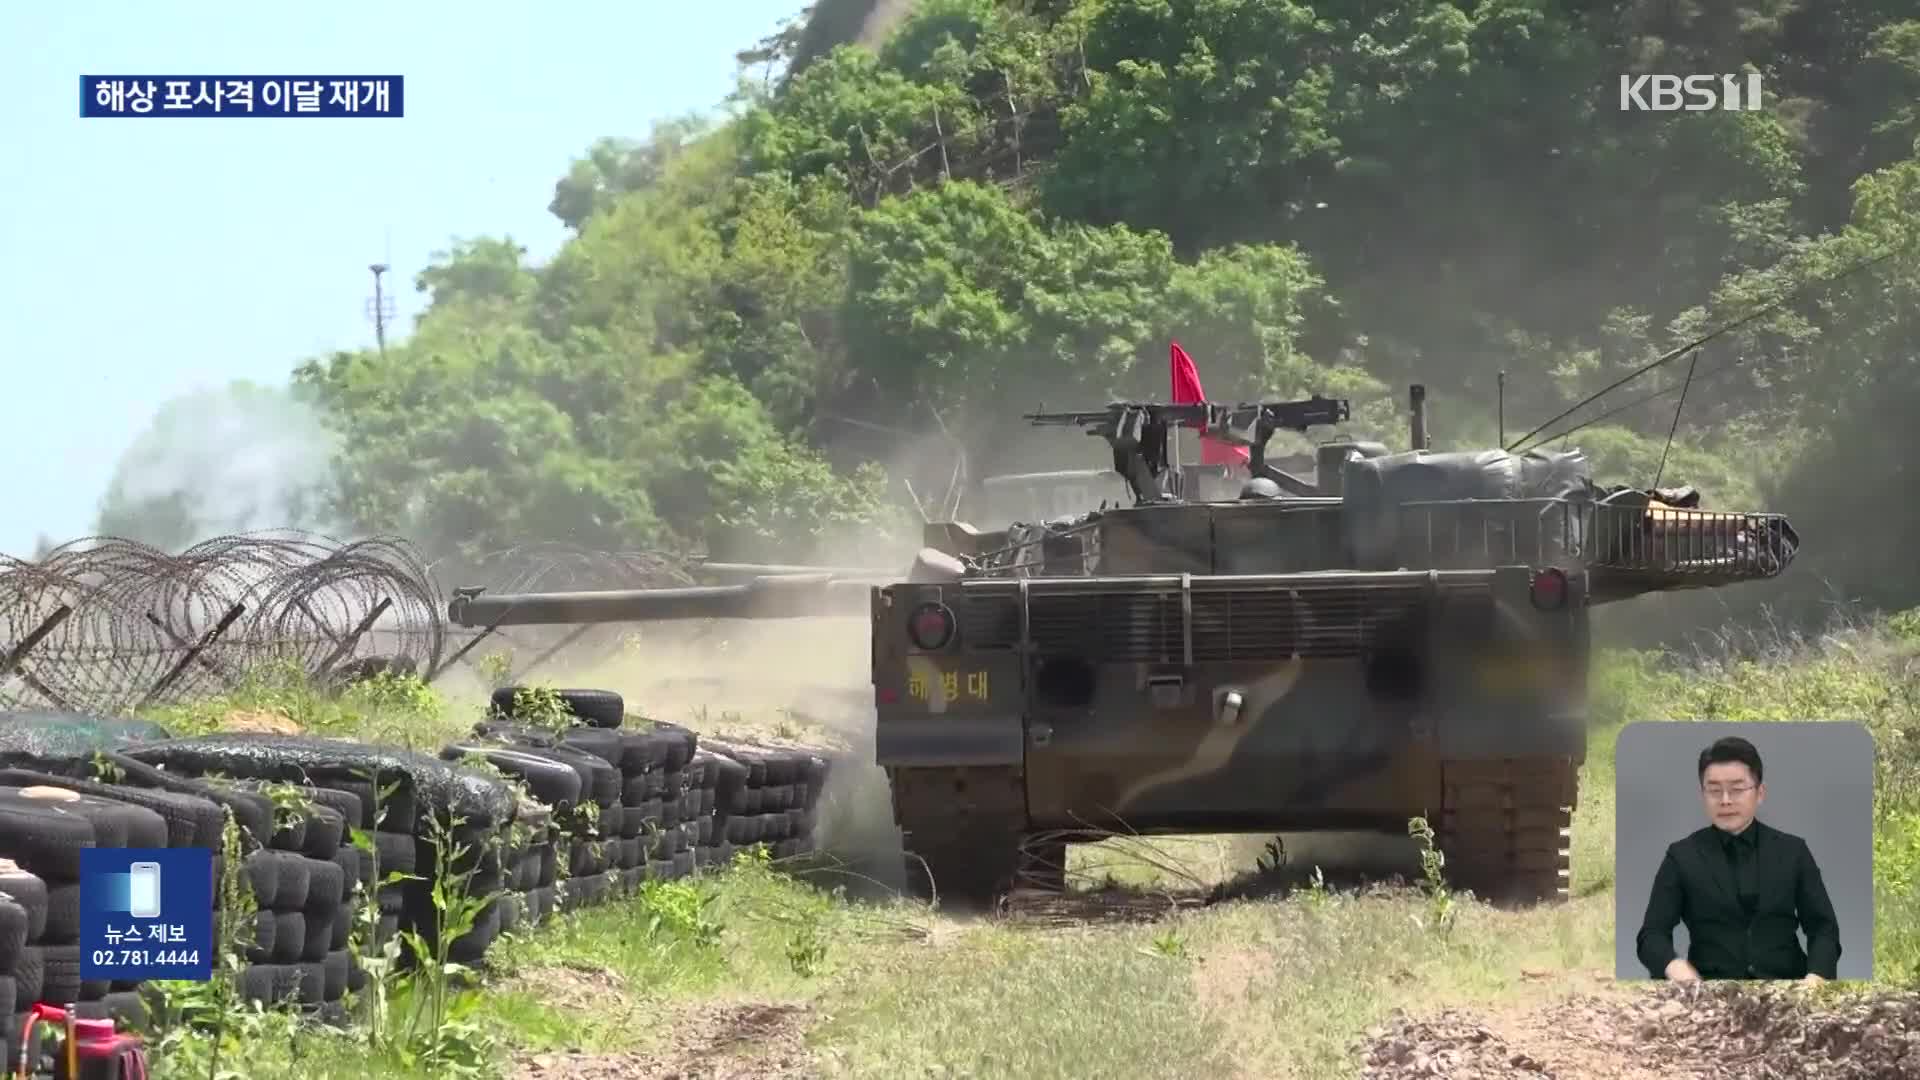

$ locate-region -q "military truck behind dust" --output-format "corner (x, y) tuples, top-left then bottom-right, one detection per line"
(447, 386), (1798, 909)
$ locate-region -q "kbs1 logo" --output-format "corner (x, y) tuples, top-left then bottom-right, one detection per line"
(1619, 74), (1764, 112)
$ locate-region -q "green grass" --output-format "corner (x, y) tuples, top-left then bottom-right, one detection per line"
(125, 610), (1920, 1078)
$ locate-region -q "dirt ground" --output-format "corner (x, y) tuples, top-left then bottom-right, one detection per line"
(513, 1001), (814, 1079)
(502, 971), (1920, 1079)
(1357, 982), (1920, 1079)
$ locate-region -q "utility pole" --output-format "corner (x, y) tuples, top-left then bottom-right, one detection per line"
(366, 263), (394, 359)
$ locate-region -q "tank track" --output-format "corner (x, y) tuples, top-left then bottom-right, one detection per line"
(887, 764), (1065, 909)
(1436, 756), (1577, 905)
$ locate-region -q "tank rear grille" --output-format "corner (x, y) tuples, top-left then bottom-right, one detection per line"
(958, 583), (1491, 661)
(961, 593), (1022, 650)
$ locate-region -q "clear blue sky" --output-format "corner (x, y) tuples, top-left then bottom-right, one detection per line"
(0, 0), (804, 558)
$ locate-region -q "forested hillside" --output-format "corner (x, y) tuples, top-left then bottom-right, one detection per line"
(105, 0), (1920, 620)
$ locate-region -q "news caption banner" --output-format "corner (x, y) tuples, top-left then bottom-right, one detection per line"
(80, 76), (403, 117)
(79, 846), (213, 983)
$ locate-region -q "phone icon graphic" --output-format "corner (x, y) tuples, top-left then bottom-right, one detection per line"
(128, 862), (162, 919)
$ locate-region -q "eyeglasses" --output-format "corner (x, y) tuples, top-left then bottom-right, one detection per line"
(1703, 784), (1755, 801)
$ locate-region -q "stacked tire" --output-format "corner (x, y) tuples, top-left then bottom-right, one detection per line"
(473, 689), (835, 898)
(117, 734), (524, 970)
(699, 739), (831, 862)
(0, 774), (220, 1053)
(215, 780), (364, 1017)
(0, 689), (843, 1044)
(460, 687), (704, 911)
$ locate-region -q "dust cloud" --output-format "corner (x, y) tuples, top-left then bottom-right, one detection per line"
(92, 381), (343, 551)
(855, 0), (918, 49)
(495, 615), (912, 900)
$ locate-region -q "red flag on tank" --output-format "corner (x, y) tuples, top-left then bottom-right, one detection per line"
(1169, 341), (1250, 466)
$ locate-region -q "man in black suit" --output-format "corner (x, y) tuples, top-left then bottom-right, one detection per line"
(1635, 735), (1841, 983)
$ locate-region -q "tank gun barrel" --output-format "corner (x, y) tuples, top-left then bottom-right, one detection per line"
(690, 560), (896, 580)
(446, 574), (876, 627)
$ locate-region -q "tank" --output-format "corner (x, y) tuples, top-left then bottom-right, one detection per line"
(446, 387), (1800, 910)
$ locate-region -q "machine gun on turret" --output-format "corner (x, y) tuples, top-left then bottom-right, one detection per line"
(1024, 395), (1351, 504)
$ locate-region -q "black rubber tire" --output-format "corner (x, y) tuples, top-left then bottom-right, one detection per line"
(73, 988), (147, 1028)
(0, 895), (23, 973)
(619, 731), (672, 774)
(598, 801), (627, 839)
(95, 753), (277, 846)
(372, 830), (417, 876)
(711, 743), (767, 786)
(265, 809), (309, 854)
(626, 770), (669, 804)
(522, 885), (553, 925)
(233, 907), (276, 963)
(566, 838), (610, 879)
(321, 948), (350, 1001)
(552, 727), (627, 772)
(491, 686), (625, 729)
(299, 909), (331, 963)
(0, 866), (48, 944)
(546, 744), (621, 809)
(334, 844), (373, 892)
(1, 1006), (21, 1072)
(559, 870), (612, 911)
(683, 754), (709, 790)
(237, 961), (325, 1007)
(650, 722), (698, 771)
(256, 851), (312, 911)
(309, 774), (416, 835)
(0, 793), (97, 880)
(497, 891), (523, 935)
(12, 945), (43, 1007)
(438, 743), (584, 811)
(39, 880), (78, 944)
(39, 943), (80, 1003)
(512, 850), (539, 892)
(234, 852), (281, 912)
(0, 768), (222, 849)
(473, 717), (556, 747)
(303, 855), (345, 914)
(444, 902), (502, 964)
(670, 850), (695, 878)
(297, 803), (345, 861)
(299, 789), (361, 851)
(0, 787), (155, 851)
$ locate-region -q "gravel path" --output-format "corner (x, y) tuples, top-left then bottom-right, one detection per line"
(1357, 983), (1920, 1079)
